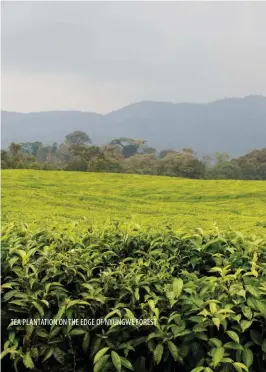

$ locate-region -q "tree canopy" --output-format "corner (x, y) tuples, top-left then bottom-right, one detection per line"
(2, 132), (266, 180)
(65, 131), (92, 146)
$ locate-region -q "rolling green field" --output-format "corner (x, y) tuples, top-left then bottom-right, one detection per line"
(1, 170), (266, 233)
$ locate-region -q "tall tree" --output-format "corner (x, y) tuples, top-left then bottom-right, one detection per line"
(36, 146), (53, 162)
(233, 148), (266, 180)
(8, 143), (21, 157)
(65, 131), (92, 146)
(214, 152), (230, 166)
(20, 142), (43, 156)
(160, 151), (205, 179)
(109, 138), (146, 158)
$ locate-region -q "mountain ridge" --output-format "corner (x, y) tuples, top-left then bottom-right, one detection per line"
(1, 95), (266, 156)
(2, 94), (265, 115)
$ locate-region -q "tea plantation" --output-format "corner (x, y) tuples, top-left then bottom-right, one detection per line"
(1, 170), (266, 372)
(1, 170), (266, 232)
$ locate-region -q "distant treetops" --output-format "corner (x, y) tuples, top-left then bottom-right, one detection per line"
(1, 131), (266, 180)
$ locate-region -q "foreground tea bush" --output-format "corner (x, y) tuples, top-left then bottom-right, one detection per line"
(1, 223), (266, 372)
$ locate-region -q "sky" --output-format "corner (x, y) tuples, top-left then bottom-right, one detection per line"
(1, 1), (266, 113)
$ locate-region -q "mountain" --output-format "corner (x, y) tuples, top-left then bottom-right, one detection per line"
(1, 95), (266, 156)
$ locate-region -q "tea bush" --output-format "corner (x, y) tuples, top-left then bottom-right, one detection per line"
(2, 170), (266, 232)
(1, 222), (266, 372)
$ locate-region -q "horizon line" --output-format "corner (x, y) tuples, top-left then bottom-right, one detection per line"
(1, 94), (265, 115)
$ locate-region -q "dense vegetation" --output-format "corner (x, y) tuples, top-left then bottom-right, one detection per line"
(1, 171), (266, 371)
(1, 131), (266, 180)
(1, 223), (266, 372)
(2, 170), (266, 232)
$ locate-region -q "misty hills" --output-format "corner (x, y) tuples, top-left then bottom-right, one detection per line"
(1, 95), (266, 156)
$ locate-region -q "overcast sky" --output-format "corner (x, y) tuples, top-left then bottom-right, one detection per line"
(1, 1), (266, 113)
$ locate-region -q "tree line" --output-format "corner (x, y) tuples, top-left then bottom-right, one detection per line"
(1, 131), (266, 180)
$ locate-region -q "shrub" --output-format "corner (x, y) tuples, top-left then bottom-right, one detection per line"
(65, 159), (88, 172)
(41, 162), (57, 171)
(15, 160), (25, 169)
(30, 162), (41, 170)
(1, 223), (266, 372)
(1, 160), (9, 169)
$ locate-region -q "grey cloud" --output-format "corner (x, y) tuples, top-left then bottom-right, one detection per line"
(1, 1), (266, 112)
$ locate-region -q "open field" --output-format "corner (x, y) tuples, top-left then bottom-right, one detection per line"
(1, 170), (266, 232)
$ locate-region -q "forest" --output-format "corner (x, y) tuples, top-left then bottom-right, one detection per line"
(1, 130), (266, 180)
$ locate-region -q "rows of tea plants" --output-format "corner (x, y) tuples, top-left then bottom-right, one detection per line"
(1, 222), (266, 372)
(2, 170), (266, 232)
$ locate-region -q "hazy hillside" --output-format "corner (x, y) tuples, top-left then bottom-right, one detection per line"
(1, 95), (266, 156)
